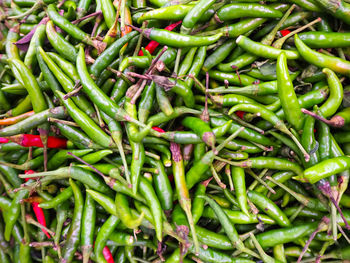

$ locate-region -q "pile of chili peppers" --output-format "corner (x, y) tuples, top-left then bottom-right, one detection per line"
(2, 0), (350, 262)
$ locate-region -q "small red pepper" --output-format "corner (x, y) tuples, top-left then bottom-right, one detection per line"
(138, 21), (182, 56)
(102, 246), (115, 263)
(24, 169), (36, 176)
(280, 29), (291, 37)
(32, 202), (51, 238)
(235, 111), (245, 120)
(0, 137), (9, 143)
(5, 134), (67, 148)
(152, 126), (166, 133)
(24, 170), (51, 239)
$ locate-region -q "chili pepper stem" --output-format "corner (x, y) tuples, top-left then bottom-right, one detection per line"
(249, 232), (273, 262)
(247, 169), (275, 194)
(63, 84), (83, 100)
(8, 0), (43, 19)
(66, 152), (128, 186)
(29, 241), (55, 248)
(21, 204), (29, 244)
(317, 180), (350, 230)
(289, 204), (305, 222)
(91, 14), (103, 37)
(297, 217), (329, 263)
(251, 141), (273, 152)
(273, 17), (322, 48)
(174, 49), (182, 76)
(331, 204), (338, 241)
(112, 136), (130, 185)
(108, 68), (134, 84)
(229, 113), (265, 135)
(133, 22), (147, 56)
(183, 200), (200, 255)
(302, 108), (344, 127)
(128, 46), (168, 104)
(210, 165), (226, 189)
(217, 127), (245, 152)
(38, 128), (48, 171)
(337, 224), (350, 245)
(72, 11), (103, 25)
(263, 4), (296, 45)
(0, 160), (31, 170)
(266, 176), (309, 207)
(282, 127), (310, 162)
(48, 118), (79, 127)
(26, 214), (55, 237)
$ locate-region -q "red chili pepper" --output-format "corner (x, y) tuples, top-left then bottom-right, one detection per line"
(235, 111), (245, 120)
(152, 126), (166, 133)
(32, 202), (51, 238)
(102, 246), (115, 263)
(6, 134), (67, 148)
(138, 21), (182, 56)
(0, 137), (9, 143)
(280, 29), (291, 37)
(24, 170), (36, 175)
(24, 170), (51, 239)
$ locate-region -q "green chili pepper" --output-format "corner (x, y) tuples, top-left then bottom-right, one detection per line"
(54, 122), (103, 150)
(209, 70), (257, 86)
(170, 142), (199, 252)
(139, 177), (163, 241)
(277, 52), (303, 131)
(295, 156), (350, 184)
(252, 223), (319, 249)
(301, 114), (319, 168)
(39, 187), (73, 209)
(182, 116), (216, 149)
(61, 179), (83, 263)
(124, 98), (145, 194)
(24, 24), (46, 70)
(186, 127), (244, 189)
(90, 31), (139, 76)
(247, 190), (291, 227)
(95, 215), (120, 263)
(55, 91), (114, 148)
(318, 68), (344, 118)
(86, 189), (117, 216)
(97, 0), (116, 28)
(4, 185), (29, 241)
(295, 34), (350, 76)
(198, 195), (258, 258)
(228, 103), (310, 160)
(135, 26), (222, 48)
(296, 31), (350, 48)
(47, 4), (103, 52)
(46, 52), (79, 82)
(237, 36), (300, 60)
(47, 149), (92, 170)
(231, 167), (250, 217)
(8, 58), (47, 113)
(81, 190), (96, 263)
(313, 0), (350, 25)
(181, 0), (216, 34)
(203, 39), (236, 72)
(115, 193), (144, 229)
(216, 3), (282, 21)
(46, 21), (77, 62)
